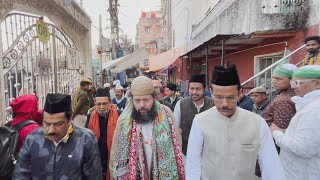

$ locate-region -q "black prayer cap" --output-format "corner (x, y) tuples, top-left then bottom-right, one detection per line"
(96, 88), (110, 97)
(44, 93), (71, 114)
(211, 64), (240, 86)
(190, 74), (206, 86)
(166, 83), (177, 91)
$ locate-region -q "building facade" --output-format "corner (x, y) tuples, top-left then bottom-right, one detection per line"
(169, 0), (319, 94)
(161, 0), (173, 52)
(135, 11), (163, 55)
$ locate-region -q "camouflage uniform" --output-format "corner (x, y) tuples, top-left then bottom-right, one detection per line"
(13, 126), (102, 180)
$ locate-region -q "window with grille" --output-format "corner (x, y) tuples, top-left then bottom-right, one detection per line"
(256, 55), (283, 90)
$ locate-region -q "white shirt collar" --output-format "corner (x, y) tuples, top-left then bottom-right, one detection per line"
(115, 96), (125, 104)
(52, 124), (72, 148)
(291, 89), (320, 111)
(192, 100), (205, 113)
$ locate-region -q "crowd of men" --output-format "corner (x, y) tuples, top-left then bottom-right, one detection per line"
(2, 36), (320, 180)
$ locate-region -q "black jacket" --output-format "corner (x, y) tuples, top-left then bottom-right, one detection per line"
(163, 96), (181, 111)
(14, 125), (102, 180)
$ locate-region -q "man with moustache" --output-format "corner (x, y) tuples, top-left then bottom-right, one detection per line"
(85, 88), (119, 180)
(270, 65), (320, 180)
(249, 86), (270, 117)
(109, 76), (185, 180)
(302, 36), (320, 66)
(186, 65), (285, 180)
(112, 84), (127, 112)
(14, 93), (102, 180)
(72, 78), (93, 127)
(173, 74), (214, 161)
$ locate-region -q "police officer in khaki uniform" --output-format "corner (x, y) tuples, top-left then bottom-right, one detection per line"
(72, 78), (92, 127)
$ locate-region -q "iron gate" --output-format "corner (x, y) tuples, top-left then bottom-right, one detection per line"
(2, 13), (81, 121)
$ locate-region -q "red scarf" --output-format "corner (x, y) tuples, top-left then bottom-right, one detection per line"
(88, 104), (119, 180)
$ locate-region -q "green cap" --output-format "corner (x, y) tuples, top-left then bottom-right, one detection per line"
(272, 60), (298, 78)
(292, 65), (320, 79)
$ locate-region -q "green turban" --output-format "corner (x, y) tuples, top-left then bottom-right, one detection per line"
(272, 61), (298, 78)
(292, 65), (320, 79)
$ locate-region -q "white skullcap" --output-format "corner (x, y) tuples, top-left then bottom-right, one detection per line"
(115, 84), (124, 90)
(113, 80), (120, 86)
(103, 83), (111, 88)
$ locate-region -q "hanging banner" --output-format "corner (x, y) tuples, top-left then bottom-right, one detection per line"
(36, 17), (49, 44)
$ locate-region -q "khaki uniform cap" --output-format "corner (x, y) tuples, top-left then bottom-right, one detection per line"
(249, 86), (267, 94)
(80, 78), (92, 83)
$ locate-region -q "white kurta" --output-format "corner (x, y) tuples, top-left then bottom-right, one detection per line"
(141, 122), (153, 177)
(273, 90), (320, 180)
(186, 107), (285, 180)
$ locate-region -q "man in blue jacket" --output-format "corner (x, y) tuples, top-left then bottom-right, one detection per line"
(14, 93), (102, 180)
(237, 87), (254, 111)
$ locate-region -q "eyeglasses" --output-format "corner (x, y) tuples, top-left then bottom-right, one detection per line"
(95, 102), (109, 106)
(213, 95), (238, 103)
(290, 79), (315, 88)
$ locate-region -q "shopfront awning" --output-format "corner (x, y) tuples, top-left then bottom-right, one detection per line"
(112, 48), (149, 73)
(148, 45), (185, 72)
(102, 56), (125, 70)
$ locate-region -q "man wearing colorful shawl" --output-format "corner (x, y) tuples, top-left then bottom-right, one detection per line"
(270, 65), (320, 180)
(85, 88), (119, 180)
(186, 65), (285, 180)
(109, 76), (185, 180)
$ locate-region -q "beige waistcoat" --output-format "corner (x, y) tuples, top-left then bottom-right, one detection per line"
(197, 107), (261, 180)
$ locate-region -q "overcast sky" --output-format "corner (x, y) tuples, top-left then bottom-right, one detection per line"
(79, 0), (161, 48)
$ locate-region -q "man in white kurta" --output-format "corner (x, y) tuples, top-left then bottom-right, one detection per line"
(270, 65), (320, 180)
(186, 65), (285, 180)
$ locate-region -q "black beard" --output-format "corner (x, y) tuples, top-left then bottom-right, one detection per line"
(308, 49), (319, 55)
(131, 102), (158, 124)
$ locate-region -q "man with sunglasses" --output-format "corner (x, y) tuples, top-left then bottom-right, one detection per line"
(186, 65), (285, 180)
(270, 65), (320, 180)
(85, 88), (119, 180)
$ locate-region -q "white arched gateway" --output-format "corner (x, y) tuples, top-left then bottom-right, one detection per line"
(0, 0), (92, 125)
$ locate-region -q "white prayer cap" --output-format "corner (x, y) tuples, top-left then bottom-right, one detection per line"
(113, 80), (120, 86)
(103, 83), (111, 88)
(115, 84), (124, 90)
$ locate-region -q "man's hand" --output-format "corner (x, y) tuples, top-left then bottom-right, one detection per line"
(270, 123), (285, 133)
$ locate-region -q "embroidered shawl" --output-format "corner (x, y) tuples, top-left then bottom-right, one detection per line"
(109, 101), (185, 180)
